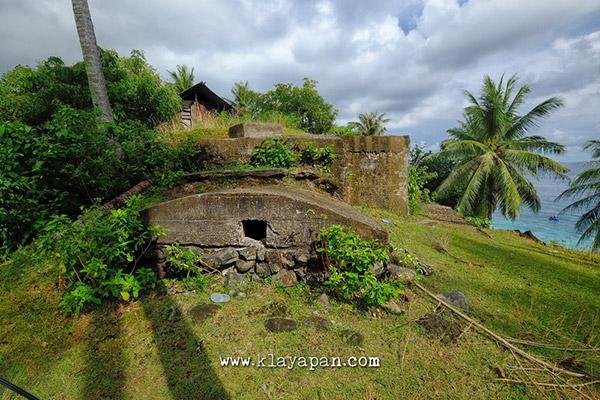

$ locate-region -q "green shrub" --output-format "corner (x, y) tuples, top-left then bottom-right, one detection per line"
(0, 50), (180, 127)
(301, 144), (336, 172)
(236, 78), (337, 134)
(37, 196), (160, 313)
(316, 225), (401, 307)
(251, 138), (299, 168)
(464, 216), (492, 228)
(0, 109), (199, 253)
(165, 244), (201, 276)
(408, 165), (437, 214)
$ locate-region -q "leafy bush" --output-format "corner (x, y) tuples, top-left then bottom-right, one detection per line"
(301, 144), (336, 172)
(464, 216), (492, 228)
(229, 78), (337, 134)
(251, 138), (299, 168)
(329, 124), (360, 136)
(165, 244), (201, 276)
(408, 165), (437, 214)
(37, 196), (160, 313)
(0, 50), (180, 127)
(316, 225), (401, 307)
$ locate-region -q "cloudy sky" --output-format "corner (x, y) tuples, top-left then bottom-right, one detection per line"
(1, 0), (599, 160)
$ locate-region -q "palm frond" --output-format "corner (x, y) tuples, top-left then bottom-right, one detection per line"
(509, 136), (565, 154)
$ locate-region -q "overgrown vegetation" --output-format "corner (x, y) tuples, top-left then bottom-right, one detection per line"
(35, 196), (159, 313)
(316, 225), (402, 307)
(0, 51), (199, 254)
(251, 138), (299, 168)
(228, 78), (338, 134)
(301, 143), (336, 172)
(408, 146), (438, 214)
(250, 138), (336, 172)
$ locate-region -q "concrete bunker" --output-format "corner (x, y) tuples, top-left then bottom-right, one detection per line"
(143, 185), (388, 285)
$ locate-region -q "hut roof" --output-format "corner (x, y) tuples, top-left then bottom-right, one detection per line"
(180, 82), (233, 112)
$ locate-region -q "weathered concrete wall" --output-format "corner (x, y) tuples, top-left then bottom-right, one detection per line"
(195, 134), (410, 214)
(143, 185), (387, 247)
(143, 185), (389, 286)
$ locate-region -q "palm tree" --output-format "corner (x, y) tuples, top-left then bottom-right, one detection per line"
(71, 0), (113, 122)
(228, 81), (259, 115)
(168, 65), (195, 93)
(435, 74), (568, 219)
(558, 140), (600, 250)
(349, 112), (390, 136)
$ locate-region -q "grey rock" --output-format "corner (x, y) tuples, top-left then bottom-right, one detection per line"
(296, 254), (309, 265)
(255, 262), (271, 278)
(269, 262), (282, 274)
(235, 259), (255, 273)
(388, 263), (417, 281)
(223, 267), (251, 287)
(417, 263), (434, 276)
(341, 329), (364, 346)
(189, 304), (219, 323)
(256, 246), (266, 262)
(281, 255), (295, 269)
(382, 300), (403, 315)
(438, 291), (469, 310)
(210, 292), (230, 303)
(302, 316), (331, 331)
(208, 247), (238, 268)
(265, 318), (298, 332)
(370, 262), (385, 278)
(238, 247), (257, 261)
(273, 268), (297, 287)
(417, 311), (463, 343)
(251, 273), (262, 282)
(316, 293), (331, 310)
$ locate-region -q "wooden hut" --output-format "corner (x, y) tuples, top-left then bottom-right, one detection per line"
(179, 82), (233, 127)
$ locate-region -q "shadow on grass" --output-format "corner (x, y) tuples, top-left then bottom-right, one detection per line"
(141, 292), (229, 400)
(82, 306), (126, 399)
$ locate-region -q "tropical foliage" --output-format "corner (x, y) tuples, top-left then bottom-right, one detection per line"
(558, 140), (600, 250)
(0, 50), (180, 127)
(36, 196), (159, 313)
(0, 51), (192, 253)
(168, 64), (195, 93)
(349, 111), (390, 136)
(435, 75), (568, 219)
(227, 78), (337, 134)
(316, 225), (401, 307)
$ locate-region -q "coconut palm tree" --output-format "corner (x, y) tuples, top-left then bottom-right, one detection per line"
(228, 81), (260, 115)
(435, 74), (568, 219)
(349, 112), (390, 136)
(71, 0), (113, 122)
(168, 64), (195, 93)
(558, 140), (600, 250)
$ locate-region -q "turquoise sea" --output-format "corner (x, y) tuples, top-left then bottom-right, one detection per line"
(492, 162), (593, 250)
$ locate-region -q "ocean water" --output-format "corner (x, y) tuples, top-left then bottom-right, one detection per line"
(492, 162), (594, 250)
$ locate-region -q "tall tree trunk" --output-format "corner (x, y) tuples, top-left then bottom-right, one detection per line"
(72, 0), (113, 122)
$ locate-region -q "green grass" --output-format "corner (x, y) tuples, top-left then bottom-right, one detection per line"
(157, 111), (309, 144)
(1, 211), (598, 399)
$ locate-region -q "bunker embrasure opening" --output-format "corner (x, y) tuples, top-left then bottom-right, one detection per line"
(242, 219), (267, 241)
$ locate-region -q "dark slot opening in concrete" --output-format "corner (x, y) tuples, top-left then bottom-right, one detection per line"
(242, 219), (267, 241)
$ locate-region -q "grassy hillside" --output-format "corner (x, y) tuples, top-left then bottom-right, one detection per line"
(0, 210), (598, 399)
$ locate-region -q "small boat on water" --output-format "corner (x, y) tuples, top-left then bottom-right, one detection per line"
(549, 215), (559, 222)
